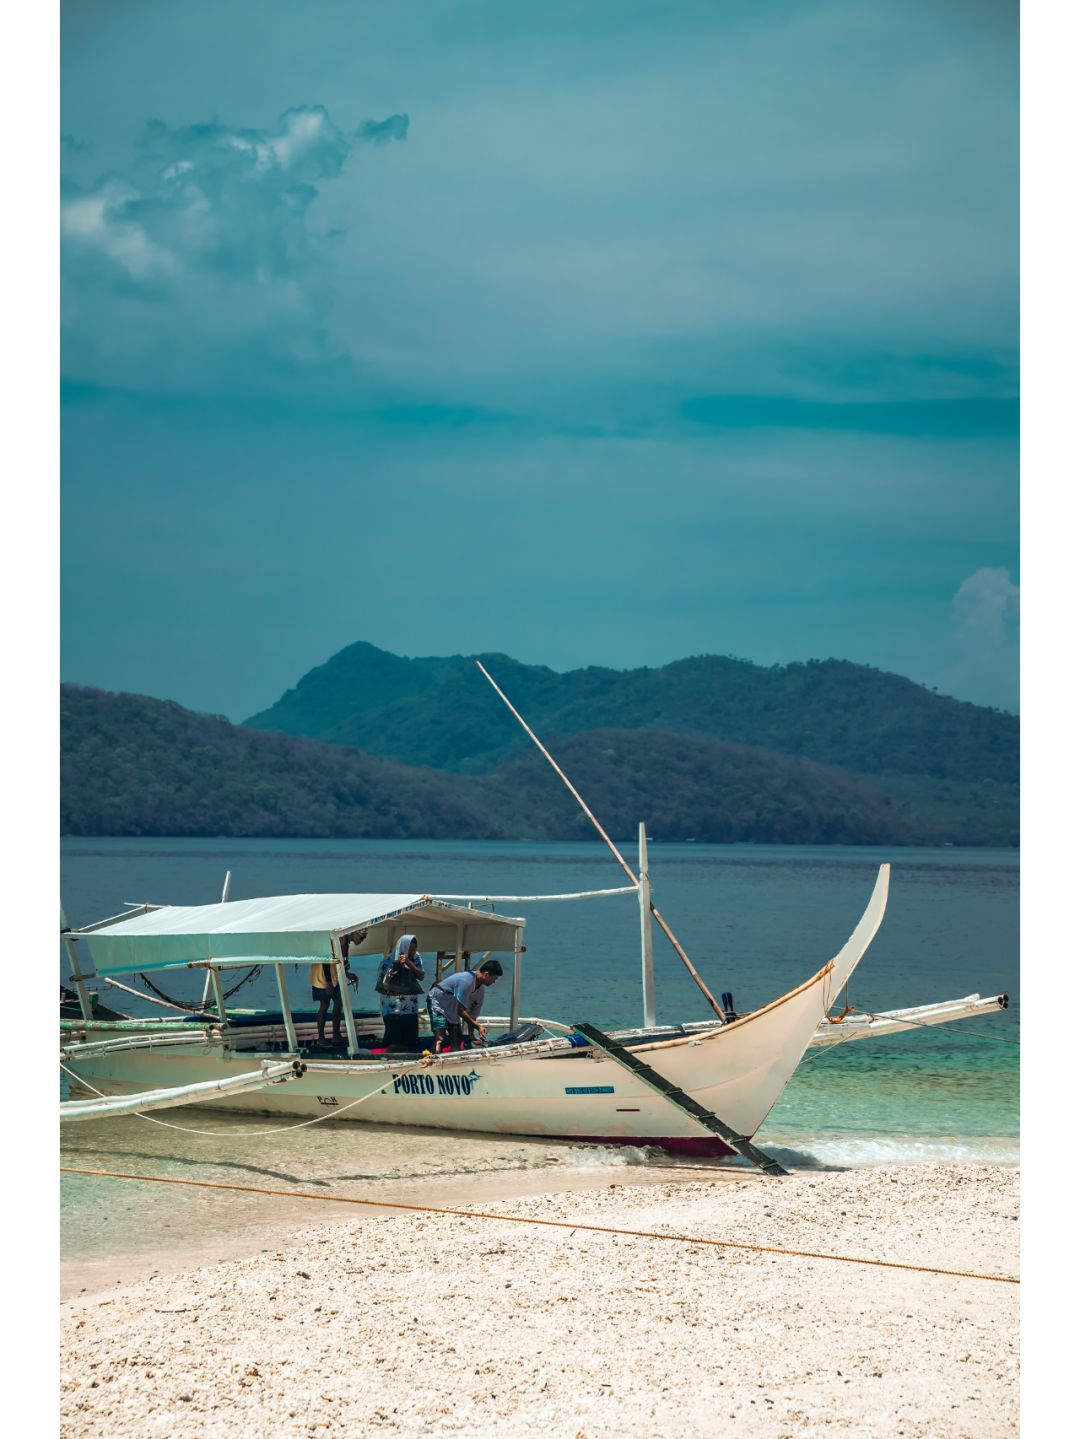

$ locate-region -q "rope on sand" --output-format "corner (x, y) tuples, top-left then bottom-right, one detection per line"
(59, 1167), (1019, 1285)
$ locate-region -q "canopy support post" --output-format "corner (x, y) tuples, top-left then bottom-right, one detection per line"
(203, 870), (233, 1006)
(510, 926), (523, 1030)
(60, 907), (95, 1023)
(638, 824), (655, 1029)
(274, 964), (299, 1053)
(332, 936), (360, 1058)
(208, 967), (228, 1027)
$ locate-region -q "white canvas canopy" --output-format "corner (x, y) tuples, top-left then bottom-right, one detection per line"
(72, 893), (526, 976)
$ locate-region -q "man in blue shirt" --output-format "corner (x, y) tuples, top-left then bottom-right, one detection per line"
(427, 959), (503, 1052)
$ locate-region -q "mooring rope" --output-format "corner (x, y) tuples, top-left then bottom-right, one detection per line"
(59, 1062), (395, 1137)
(59, 1167), (1018, 1285)
(824, 978), (855, 1025)
(859, 1008), (1020, 1046)
(798, 1033), (858, 1066)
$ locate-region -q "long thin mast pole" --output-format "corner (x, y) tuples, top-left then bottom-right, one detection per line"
(475, 661), (724, 1020)
(639, 823), (655, 1028)
(479, 663), (635, 884)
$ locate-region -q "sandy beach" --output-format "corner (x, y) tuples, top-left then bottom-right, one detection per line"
(60, 1162), (1018, 1438)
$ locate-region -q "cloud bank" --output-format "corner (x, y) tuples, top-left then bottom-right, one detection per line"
(60, 105), (406, 393)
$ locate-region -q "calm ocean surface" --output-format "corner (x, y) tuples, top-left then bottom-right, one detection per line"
(60, 838), (1018, 1267)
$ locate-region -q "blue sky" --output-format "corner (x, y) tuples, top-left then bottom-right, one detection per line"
(60, 0), (1018, 720)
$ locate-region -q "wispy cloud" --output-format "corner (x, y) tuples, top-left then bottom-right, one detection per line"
(358, 114), (410, 145)
(682, 394), (1018, 439)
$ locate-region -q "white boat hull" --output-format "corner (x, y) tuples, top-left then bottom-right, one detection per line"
(63, 868), (889, 1155)
(65, 1041), (737, 1153)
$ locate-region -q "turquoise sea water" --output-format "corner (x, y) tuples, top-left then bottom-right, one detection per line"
(60, 839), (1018, 1265)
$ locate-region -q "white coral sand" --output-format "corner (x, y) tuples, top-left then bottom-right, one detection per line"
(61, 1164), (1018, 1439)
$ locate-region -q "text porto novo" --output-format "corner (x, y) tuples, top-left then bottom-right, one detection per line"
(392, 1071), (480, 1097)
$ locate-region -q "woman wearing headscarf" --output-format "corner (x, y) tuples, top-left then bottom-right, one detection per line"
(377, 934), (425, 1049)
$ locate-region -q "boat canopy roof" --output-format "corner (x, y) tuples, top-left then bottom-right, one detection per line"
(73, 894), (526, 976)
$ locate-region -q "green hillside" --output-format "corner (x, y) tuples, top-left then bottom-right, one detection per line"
(62, 684), (1018, 845)
(245, 641), (1018, 786)
(488, 729), (920, 845)
(60, 686), (488, 839)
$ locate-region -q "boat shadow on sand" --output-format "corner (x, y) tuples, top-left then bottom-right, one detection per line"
(59, 1134), (842, 1189)
(758, 1146), (841, 1171)
(58, 1145), (334, 1188)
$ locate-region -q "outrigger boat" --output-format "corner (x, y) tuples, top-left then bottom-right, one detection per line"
(59, 668), (1008, 1174)
(59, 855), (1007, 1172)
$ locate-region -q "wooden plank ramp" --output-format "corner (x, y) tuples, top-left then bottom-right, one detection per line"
(573, 1021), (788, 1177)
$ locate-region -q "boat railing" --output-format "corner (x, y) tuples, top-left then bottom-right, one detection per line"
(300, 1032), (581, 1074)
(61, 1029), (220, 1060)
(477, 1015), (575, 1035)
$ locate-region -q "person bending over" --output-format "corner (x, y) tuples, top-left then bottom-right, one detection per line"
(427, 960), (503, 1052)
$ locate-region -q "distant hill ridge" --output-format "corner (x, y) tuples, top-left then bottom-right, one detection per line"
(62, 684), (982, 843)
(245, 640), (1018, 785)
(61, 636), (1018, 843)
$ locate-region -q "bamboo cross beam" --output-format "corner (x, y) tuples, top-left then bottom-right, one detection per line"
(475, 661), (725, 1021)
(103, 976), (210, 1016)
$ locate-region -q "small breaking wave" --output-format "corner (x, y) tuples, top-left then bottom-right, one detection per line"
(759, 1132), (1019, 1169)
(561, 1144), (671, 1168)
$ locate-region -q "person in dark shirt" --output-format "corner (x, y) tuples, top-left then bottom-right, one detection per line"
(377, 934), (426, 1048)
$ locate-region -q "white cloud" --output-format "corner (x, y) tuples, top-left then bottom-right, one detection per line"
(936, 566), (1020, 711)
(952, 566), (1020, 639)
(60, 105), (405, 392)
(60, 181), (173, 280)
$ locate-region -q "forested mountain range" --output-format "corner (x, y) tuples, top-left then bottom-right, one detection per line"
(245, 641), (1018, 785)
(62, 658), (1019, 845)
